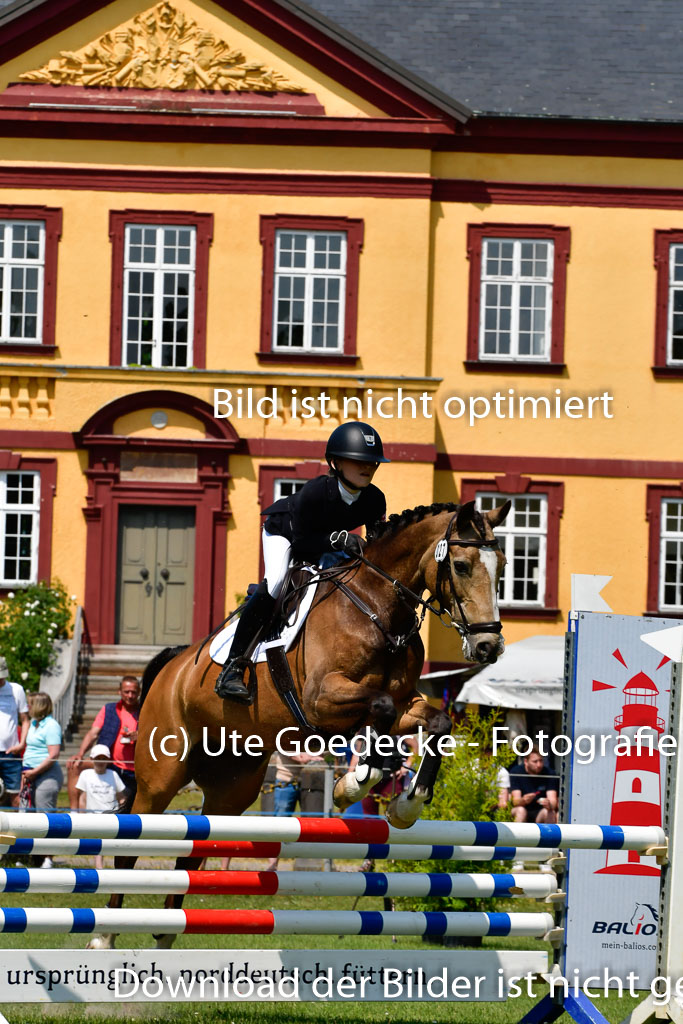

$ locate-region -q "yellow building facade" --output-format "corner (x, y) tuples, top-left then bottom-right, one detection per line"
(0, 0), (681, 671)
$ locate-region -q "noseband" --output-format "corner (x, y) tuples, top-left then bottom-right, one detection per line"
(434, 512), (503, 638)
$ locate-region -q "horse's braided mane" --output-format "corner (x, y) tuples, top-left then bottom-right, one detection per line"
(366, 501), (462, 542)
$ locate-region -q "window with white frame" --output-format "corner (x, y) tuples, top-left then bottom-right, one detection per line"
(667, 244), (683, 364)
(273, 230), (346, 352)
(1, 471), (40, 585)
(273, 478), (306, 502)
(660, 498), (683, 610)
(477, 493), (547, 605)
(479, 238), (553, 360)
(123, 224), (195, 367)
(0, 221), (44, 344)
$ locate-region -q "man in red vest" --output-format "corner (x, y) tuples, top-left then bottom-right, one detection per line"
(66, 676), (140, 809)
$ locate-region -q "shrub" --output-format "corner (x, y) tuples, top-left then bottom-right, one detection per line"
(386, 707), (516, 914)
(0, 581), (74, 691)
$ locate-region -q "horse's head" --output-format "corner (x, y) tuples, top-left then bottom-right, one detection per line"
(426, 500), (510, 664)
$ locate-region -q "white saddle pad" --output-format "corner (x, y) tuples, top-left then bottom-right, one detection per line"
(209, 572), (319, 666)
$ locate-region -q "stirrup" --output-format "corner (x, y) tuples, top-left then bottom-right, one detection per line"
(214, 658), (255, 705)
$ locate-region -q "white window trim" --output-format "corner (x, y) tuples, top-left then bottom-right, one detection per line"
(478, 238), (553, 362)
(659, 497), (683, 611)
(0, 470), (41, 586)
(273, 478), (306, 502)
(667, 244), (683, 365)
(122, 224), (196, 368)
(272, 229), (346, 354)
(0, 220), (45, 345)
(477, 492), (547, 607)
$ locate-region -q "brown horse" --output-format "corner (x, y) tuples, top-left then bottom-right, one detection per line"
(91, 499), (508, 948)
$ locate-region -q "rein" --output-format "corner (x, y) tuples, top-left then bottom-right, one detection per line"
(198, 513), (502, 731)
(329, 512), (503, 648)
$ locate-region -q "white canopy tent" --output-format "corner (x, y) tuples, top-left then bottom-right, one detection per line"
(453, 635), (565, 710)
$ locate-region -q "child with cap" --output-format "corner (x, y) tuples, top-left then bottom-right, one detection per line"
(75, 745), (127, 869)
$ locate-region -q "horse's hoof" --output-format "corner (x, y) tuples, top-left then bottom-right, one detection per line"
(153, 933), (176, 949)
(333, 767), (383, 810)
(86, 933), (116, 950)
(385, 791), (429, 829)
(333, 777), (348, 810)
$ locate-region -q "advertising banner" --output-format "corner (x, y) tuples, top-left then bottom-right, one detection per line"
(0, 949), (547, 1003)
(564, 612), (675, 987)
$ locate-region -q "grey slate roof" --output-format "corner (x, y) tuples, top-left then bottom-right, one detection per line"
(288, 0), (683, 122)
(1, 0), (683, 122)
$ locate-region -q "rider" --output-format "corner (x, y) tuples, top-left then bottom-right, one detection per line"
(214, 421), (389, 703)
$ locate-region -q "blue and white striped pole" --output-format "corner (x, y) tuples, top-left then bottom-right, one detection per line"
(0, 907), (556, 937)
(0, 813), (666, 851)
(0, 867), (557, 899)
(0, 837), (557, 862)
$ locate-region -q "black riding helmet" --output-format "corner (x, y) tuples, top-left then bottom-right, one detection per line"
(325, 422), (390, 465)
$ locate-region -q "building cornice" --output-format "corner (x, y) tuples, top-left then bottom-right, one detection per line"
(7, 167), (683, 209)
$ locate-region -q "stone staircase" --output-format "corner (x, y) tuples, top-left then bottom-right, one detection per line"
(64, 644), (164, 758)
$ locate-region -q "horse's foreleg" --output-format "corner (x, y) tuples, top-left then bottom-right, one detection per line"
(154, 852), (204, 950)
(153, 753), (271, 949)
(311, 674), (397, 811)
(333, 718), (392, 811)
(386, 696), (451, 829)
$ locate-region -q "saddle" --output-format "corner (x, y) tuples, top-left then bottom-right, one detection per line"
(246, 564), (313, 644)
(247, 565), (318, 731)
(209, 566), (318, 668)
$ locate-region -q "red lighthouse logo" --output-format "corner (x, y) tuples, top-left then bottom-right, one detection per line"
(596, 659), (665, 877)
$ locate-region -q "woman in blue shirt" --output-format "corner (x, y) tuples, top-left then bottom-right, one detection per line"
(22, 692), (63, 813)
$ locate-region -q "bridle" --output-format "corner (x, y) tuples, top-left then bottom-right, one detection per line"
(325, 510), (503, 650)
(433, 511), (503, 638)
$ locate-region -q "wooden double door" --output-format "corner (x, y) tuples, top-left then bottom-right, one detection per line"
(116, 506), (195, 645)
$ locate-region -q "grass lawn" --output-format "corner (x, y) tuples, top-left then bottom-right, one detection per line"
(0, 788), (650, 1023)
(0, 864), (649, 1024)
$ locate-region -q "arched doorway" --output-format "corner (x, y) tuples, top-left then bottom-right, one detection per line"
(77, 390), (238, 645)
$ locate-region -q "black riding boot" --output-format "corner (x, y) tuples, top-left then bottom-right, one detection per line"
(214, 586), (276, 703)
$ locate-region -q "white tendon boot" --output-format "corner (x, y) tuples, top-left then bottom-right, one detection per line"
(85, 933), (116, 950)
(333, 761), (384, 811)
(385, 778), (431, 829)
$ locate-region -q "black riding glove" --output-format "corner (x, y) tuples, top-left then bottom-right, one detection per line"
(329, 531), (365, 557)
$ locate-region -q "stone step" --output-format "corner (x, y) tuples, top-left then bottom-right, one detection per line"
(67, 644), (167, 748)
(81, 678), (140, 693)
(90, 643), (165, 660)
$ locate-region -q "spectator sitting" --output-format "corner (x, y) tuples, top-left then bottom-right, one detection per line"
(66, 676), (140, 809)
(510, 748), (559, 824)
(76, 744), (127, 869)
(0, 655), (29, 809)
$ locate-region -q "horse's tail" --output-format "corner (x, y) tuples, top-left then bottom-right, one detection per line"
(140, 645), (189, 708)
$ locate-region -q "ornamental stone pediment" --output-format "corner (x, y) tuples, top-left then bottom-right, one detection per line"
(18, 0), (306, 93)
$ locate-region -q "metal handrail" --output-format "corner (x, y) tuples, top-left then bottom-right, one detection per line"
(40, 606), (87, 739)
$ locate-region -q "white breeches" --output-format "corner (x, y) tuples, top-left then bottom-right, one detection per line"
(262, 529), (292, 598)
